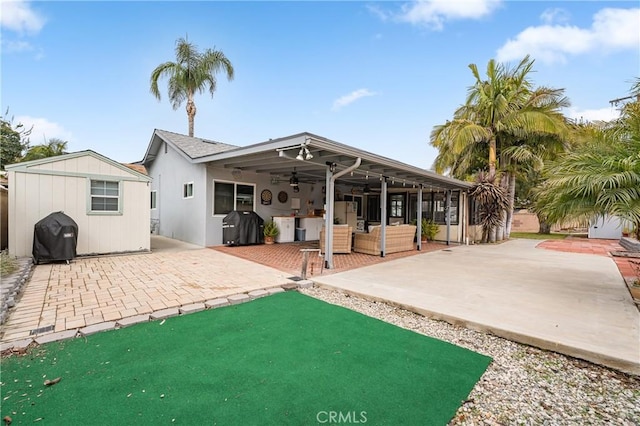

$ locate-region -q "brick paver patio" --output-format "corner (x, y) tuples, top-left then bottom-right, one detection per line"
(0, 249), (292, 342)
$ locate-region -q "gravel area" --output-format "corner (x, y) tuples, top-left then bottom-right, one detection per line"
(300, 287), (640, 425)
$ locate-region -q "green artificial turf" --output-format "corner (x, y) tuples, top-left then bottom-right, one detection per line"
(0, 292), (491, 425)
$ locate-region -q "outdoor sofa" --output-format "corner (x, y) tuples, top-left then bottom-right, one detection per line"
(353, 224), (417, 255)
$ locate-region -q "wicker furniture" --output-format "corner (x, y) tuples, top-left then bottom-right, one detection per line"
(319, 225), (353, 254)
(353, 225), (417, 255)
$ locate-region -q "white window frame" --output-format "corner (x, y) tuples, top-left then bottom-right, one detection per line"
(212, 179), (256, 216)
(183, 182), (194, 199)
(150, 190), (157, 209)
(87, 179), (123, 215)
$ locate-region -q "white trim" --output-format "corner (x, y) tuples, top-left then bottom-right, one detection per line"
(87, 178), (123, 215)
(150, 190), (157, 210)
(183, 182), (194, 199)
(212, 179), (256, 216)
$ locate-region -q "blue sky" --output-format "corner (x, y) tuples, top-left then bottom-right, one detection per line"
(1, 1), (638, 170)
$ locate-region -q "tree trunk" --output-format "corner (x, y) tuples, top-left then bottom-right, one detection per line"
(537, 213), (552, 234)
(505, 173), (516, 239)
(489, 226), (496, 243)
(489, 138), (497, 178)
(186, 98), (197, 137)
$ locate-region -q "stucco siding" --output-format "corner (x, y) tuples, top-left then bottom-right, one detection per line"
(147, 142), (207, 246)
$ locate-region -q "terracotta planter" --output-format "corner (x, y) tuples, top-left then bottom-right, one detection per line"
(264, 236), (275, 245)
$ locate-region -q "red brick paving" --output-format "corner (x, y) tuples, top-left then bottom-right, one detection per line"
(212, 241), (447, 277)
(538, 237), (640, 282)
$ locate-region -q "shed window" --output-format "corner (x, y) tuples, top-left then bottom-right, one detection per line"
(91, 180), (120, 212)
(150, 191), (157, 209)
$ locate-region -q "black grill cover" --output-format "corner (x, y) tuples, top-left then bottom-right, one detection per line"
(222, 211), (264, 246)
(32, 212), (78, 264)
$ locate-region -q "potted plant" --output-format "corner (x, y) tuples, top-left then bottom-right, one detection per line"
(263, 221), (279, 244)
(421, 218), (439, 242)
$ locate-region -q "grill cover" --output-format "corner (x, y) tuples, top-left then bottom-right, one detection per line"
(32, 212), (78, 264)
(222, 211), (264, 246)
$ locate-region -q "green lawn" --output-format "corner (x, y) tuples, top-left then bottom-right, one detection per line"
(0, 292), (491, 425)
(510, 232), (571, 240)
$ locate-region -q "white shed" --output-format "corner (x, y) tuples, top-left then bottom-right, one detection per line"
(6, 150), (152, 258)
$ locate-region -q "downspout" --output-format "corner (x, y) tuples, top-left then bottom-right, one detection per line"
(417, 184), (423, 251)
(446, 189), (451, 246)
(324, 158), (362, 269)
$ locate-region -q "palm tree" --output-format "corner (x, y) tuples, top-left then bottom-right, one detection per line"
(533, 94), (640, 239)
(430, 56), (569, 238)
(150, 37), (234, 137)
(22, 138), (68, 162)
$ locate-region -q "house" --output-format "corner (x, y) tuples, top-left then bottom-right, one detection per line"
(141, 129), (474, 268)
(6, 150), (152, 258)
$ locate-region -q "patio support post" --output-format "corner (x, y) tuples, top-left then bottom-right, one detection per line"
(380, 177), (388, 257)
(417, 184), (423, 251)
(324, 158), (362, 269)
(446, 189), (451, 246)
(324, 165), (335, 269)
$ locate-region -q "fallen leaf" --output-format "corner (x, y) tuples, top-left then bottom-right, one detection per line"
(43, 377), (61, 387)
(159, 320), (166, 325)
(3, 415), (12, 425)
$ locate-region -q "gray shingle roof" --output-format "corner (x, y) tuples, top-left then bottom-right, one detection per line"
(155, 129), (238, 159)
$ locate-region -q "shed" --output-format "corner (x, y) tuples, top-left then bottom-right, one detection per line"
(6, 150), (152, 257)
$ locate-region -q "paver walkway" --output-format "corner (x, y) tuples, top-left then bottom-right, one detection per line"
(1, 249), (292, 342)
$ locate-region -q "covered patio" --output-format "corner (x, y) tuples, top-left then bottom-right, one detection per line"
(195, 132), (472, 269)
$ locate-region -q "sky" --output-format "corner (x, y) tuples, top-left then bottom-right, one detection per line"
(1, 0), (639, 170)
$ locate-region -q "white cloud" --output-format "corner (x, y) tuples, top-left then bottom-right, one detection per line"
(15, 116), (74, 145)
(0, 0), (46, 34)
(1, 39), (34, 53)
(497, 7), (640, 64)
(396, 0), (501, 30)
(565, 107), (621, 123)
(332, 89), (377, 111)
(540, 8), (570, 25)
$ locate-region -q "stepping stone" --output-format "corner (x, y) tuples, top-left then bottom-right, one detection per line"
(35, 330), (78, 345)
(150, 308), (180, 320)
(227, 294), (250, 305)
(282, 283), (298, 291)
(116, 315), (150, 328)
(297, 280), (314, 289)
(79, 321), (116, 337)
(267, 287), (285, 295)
(205, 298), (229, 309)
(179, 303), (206, 315)
(248, 290), (269, 299)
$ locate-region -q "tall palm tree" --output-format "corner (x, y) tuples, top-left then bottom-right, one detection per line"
(430, 56), (569, 238)
(150, 37), (234, 137)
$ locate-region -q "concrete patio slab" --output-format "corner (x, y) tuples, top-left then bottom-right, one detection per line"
(312, 239), (640, 375)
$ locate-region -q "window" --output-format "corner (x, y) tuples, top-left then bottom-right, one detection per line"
(213, 181), (255, 215)
(150, 191), (157, 209)
(390, 194), (404, 218)
(90, 180), (120, 212)
(183, 182), (194, 198)
(433, 191), (459, 225)
(366, 195), (381, 222)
